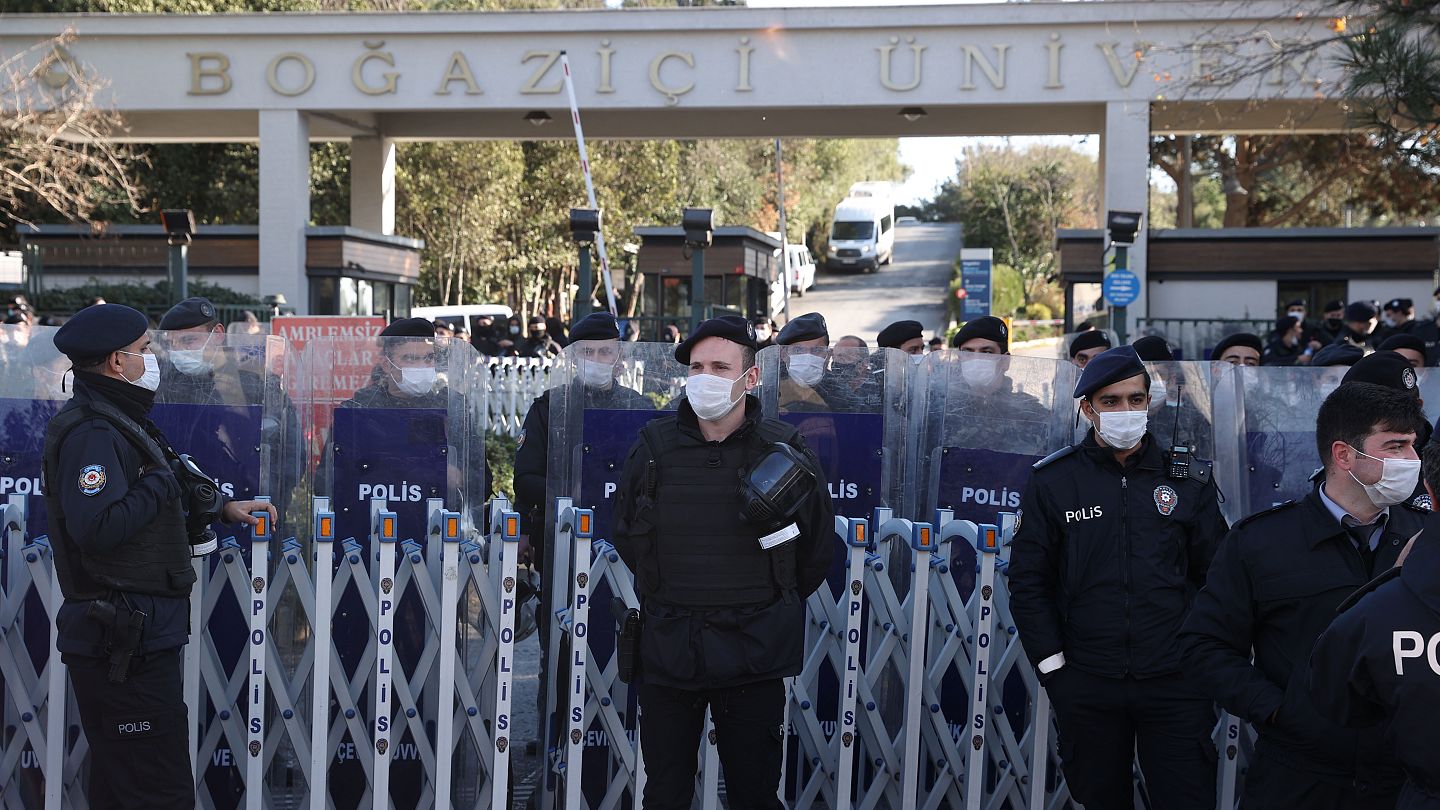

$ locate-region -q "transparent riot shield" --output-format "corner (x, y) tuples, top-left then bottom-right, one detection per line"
(541, 342), (683, 809)
(301, 334), (490, 809)
(758, 343), (912, 809)
(149, 328), (298, 809)
(1235, 364), (1340, 518)
(0, 324), (71, 807)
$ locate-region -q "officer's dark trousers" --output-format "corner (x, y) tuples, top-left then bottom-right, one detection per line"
(1045, 668), (1215, 810)
(638, 679), (784, 810)
(66, 648), (193, 810)
(1243, 742), (1399, 810)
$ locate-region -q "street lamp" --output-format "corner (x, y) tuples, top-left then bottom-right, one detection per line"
(682, 208), (714, 335)
(569, 208), (601, 320)
(161, 209), (195, 305)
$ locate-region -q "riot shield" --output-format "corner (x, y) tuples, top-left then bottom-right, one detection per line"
(150, 328), (299, 809)
(0, 324), (70, 807)
(541, 341), (682, 809)
(757, 343), (912, 808)
(300, 334), (491, 809)
(1234, 364), (1340, 518)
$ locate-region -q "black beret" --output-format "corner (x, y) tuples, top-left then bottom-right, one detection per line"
(568, 312), (620, 342)
(1275, 315), (1300, 334)
(777, 312), (828, 345)
(674, 315), (758, 364)
(1342, 350), (1419, 396)
(950, 316), (1009, 352)
(1324, 299), (1346, 313)
(1131, 335), (1173, 362)
(1286, 299), (1305, 308)
(1073, 346), (1147, 399)
(1211, 333), (1263, 360)
(1069, 329), (1112, 357)
(1311, 342), (1364, 367)
(380, 317), (436, 339)
(1384, 298), (1414, 312)
(158, 296), (218, 330)
(876, 319), (923, 349)
(1345, 301), (1377, 322)
(53, 303), (149, 360)
(1380, 333), (1427, 355)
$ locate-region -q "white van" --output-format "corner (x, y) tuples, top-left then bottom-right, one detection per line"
(785, 244), (816, 296)
(826, 197), (894, 273)
(410, 304), (513, 333)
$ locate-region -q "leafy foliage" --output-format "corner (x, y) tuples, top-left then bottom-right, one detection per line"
(32, 277), (260, 315)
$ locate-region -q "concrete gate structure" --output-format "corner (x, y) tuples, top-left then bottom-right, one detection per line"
(0, 0), (1350, 333)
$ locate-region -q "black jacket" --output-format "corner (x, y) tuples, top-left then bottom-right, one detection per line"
(45, 378), (193, 657)
(1262, 336), (1307, 366)
(1009, 431), (1227, 679)
(1309, 516), (1440, 806)
(1180, 488), (1422, 789)
(612, 396), (834, 689)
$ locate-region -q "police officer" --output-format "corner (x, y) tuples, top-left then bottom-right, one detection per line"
(1067, 328), (1111, 369)
(1379, 333), (1428, 369)
(876, 319), (925, 359)
(1009, 346), (1227, 810)
(511, 312), (652, 761)
(1335, 301), (1382, 351)
(1211, 332), (1263, 366)
(1307, 425), (1440, 809)
(1180, 381), (1427, 809)
(949, 316), (1052, 455)
(1342, 350), (1431, 507)
(43, 304), (276, 809)
(612, 315), (834, 810)
(1265, 315), (1314, 366)
(773, 311), (836, 412)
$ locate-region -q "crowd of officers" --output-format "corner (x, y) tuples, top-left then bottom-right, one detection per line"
(30, 288), (1440, 810)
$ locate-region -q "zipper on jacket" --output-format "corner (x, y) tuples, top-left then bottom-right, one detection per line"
(1121, 475), (1131, 675)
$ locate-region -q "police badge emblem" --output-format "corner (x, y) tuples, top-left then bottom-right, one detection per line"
(78, 464), (106, 496)
(1154, 485), (1179, 516)
(1404, 367), (1417, 390)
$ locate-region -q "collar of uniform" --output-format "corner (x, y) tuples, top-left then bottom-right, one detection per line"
(1400, 511), (1440, 615)
(1300, 489), (1373, 548)
(676, 393), (761, 443)
(1316, 479), (1388, 531)
(1080, 430), (1162, 471)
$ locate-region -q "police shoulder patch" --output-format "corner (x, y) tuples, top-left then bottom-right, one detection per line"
(78, 464), (107, 496)
(1233, 500), (1297, 529)
(1154, 485), (1179, 516)
(1031, 444), (1078, 471)
(516, 430), (525, 450)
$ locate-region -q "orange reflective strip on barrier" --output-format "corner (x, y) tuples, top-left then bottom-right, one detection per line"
(446, 517), (459, 538)
(320, 517), (333, 538)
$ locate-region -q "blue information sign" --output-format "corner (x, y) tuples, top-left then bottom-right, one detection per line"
(960, 257), (993, 319)
(1103, 269), (1140, 307)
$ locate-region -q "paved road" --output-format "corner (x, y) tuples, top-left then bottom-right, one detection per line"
(786, 221), (959, 345)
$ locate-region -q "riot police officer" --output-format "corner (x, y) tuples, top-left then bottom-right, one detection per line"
(773, 311), (837, 412)
(1308, 430), (1440, 809)
(1180, 381), (1427, 809)
(949, 316), (1052, 456)
(1009, 345), (1227, 810)
(43, 304), (276, 809)
(1068, 329), (1111, 369)
(612, 315), (834, 810)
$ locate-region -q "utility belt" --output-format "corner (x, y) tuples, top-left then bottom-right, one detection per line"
(86, 595), (147, 684)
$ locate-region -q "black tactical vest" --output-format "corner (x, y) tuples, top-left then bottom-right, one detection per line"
(637, 415), (801, 609)
(43, 399), (195, 599)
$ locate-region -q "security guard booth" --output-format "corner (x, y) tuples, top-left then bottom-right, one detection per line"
(630, 226), (781, 338)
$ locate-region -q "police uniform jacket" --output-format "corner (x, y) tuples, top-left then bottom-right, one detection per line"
(1009, 430), (1227, 679)
(514, 381), (654, 542)
(1309, 518), (1440, 807)
(1179, 489), (1422, 789)
(46, 377), (194, 658)
(612, 396), (835, 690)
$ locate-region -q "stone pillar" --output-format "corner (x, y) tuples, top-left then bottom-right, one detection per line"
(350, 135), (396, 235)
(1100, 100), (1151, 337)
(259, 110), (310, 315)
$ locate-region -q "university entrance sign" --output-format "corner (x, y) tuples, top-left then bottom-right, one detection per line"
(1, 1), (1347, 326)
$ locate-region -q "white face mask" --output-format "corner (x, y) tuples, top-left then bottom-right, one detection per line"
(578, 358), (614, 388)
(394, 366), (437, 396)
(1149, 379), (1169, 404)
(169, 334), (214, 376)
(1349, 447), (1421, 508)
(1093, 409), (1148, 450)
(687, 373), (746, 421)
(960, 355), (999, 387)
(1288, 310), (1305, 320)
(787, 354), (825, 388)
(911, 352), (926, 366)
(119, 351), (160, 392)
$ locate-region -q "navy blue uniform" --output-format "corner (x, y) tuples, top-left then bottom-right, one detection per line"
(1009, 431), (1227, 809)
(1179, 489), (1422, 808)
(1309, 514), (1440, 809)
(48, 378), (197, 810)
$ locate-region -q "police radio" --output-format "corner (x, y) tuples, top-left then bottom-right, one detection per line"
(1164, 378), (1192, 481)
